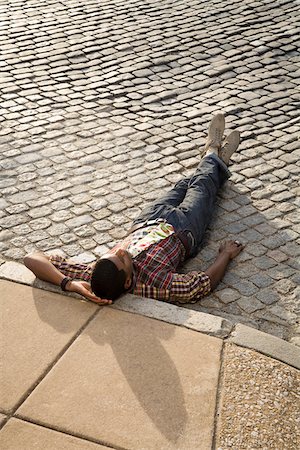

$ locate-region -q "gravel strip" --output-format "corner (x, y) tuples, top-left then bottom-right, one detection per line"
(216, 343), (300, 449)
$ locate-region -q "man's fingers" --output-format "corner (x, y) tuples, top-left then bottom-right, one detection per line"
(234, 240), (245, 248)
(90, 297), (112, 305)
(235, 243), (245, 255)
(87, 293), (112, 305)
(81, 287), (112, 304)
(93, 299), (112, 305)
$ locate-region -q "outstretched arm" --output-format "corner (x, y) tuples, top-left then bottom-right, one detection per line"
(205, 240), (244, 290)
(24, 252), (66, 286)
(24, 252), (112, 305)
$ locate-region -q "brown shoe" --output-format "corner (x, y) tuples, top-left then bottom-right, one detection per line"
(219, 130), (240, 165)
(205, 113), (225, 156)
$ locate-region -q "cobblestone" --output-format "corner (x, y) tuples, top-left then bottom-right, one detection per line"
(236, 297), (265, 313)
(257, 289), (280, 306)
(0, 0), (299, 343)
(215, 288), (240, 305)
(249, 273), (273, 289)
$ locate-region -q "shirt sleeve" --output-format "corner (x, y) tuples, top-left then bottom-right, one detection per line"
(134, 270), (211, 303)
(49, 255), (93, 282)
(169, 271), (211, 303)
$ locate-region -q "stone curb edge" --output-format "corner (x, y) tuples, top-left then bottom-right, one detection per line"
(1, 261), (299, 370)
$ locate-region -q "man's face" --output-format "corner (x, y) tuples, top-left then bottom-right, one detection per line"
(101, 248), (133, 290)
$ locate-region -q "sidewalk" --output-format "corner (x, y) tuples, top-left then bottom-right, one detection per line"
(1, 280), (299, 449)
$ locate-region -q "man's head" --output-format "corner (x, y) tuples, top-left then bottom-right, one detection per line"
(91, 249), (133, 300)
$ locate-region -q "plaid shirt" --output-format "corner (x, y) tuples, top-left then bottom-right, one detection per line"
(50, 227), (211, 303)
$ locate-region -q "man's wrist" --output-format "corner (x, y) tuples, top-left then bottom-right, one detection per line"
(60, 277), (72, 291)
(218, 251), (232, 262)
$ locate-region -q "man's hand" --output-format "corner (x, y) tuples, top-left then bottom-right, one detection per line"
(67, 280), (113, 305)
(24, 252), (113, 304)
(219, 240), (244, 260)
(206, 240), (245, 291)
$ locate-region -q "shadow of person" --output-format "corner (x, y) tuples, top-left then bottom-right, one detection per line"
(90, 307), (188, 443)
(181, 180), (299, 340)
(31, 279), (95, 334)
(32, 287), (188, 444)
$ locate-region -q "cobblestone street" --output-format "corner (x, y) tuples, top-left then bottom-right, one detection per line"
(1, 0), (299, 343)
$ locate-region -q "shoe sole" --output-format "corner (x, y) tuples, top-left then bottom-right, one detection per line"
(220, 130), (240, 163)
(206, 113), (225, 150)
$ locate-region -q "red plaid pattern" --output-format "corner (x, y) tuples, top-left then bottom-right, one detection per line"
(49, 255), (93, 281)
(133, 235), (211, 303)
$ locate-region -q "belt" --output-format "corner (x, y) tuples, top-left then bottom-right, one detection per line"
(129, 218), (167, 234)
(177, 230), (194, 259)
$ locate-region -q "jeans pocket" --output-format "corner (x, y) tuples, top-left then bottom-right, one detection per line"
(185, 230), (196, 254)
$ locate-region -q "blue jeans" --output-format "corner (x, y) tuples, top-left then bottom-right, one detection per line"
(132, 155), (231, 257)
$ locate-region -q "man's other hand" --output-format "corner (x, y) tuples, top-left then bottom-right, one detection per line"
(67, 280), (113, 305)
(219, 240), (245, 260)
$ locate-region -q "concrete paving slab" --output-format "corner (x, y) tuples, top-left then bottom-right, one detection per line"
(216, 343), (300, 449)
(17, 308), (222, 450)
(0, 280), (98, 413)
(0, 418), (111, 450)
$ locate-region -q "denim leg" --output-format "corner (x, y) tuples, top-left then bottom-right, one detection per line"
(132, 154), (230, 255)
(176, 155), (230, 251)
(132, 176), (191, 225)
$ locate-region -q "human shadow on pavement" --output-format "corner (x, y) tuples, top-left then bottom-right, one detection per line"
(89, 308), (188, 443)
(32, 290), (188, 444)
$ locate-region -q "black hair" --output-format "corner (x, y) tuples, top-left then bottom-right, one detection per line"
(90, 258), (126, 300)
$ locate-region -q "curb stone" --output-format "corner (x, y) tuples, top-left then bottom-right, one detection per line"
(0, 261), (36, 285)
(112, 294), (233, 338)
(1, 261), (299, 369)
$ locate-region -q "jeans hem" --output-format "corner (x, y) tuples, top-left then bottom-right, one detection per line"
(206, 153), (231, 177)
